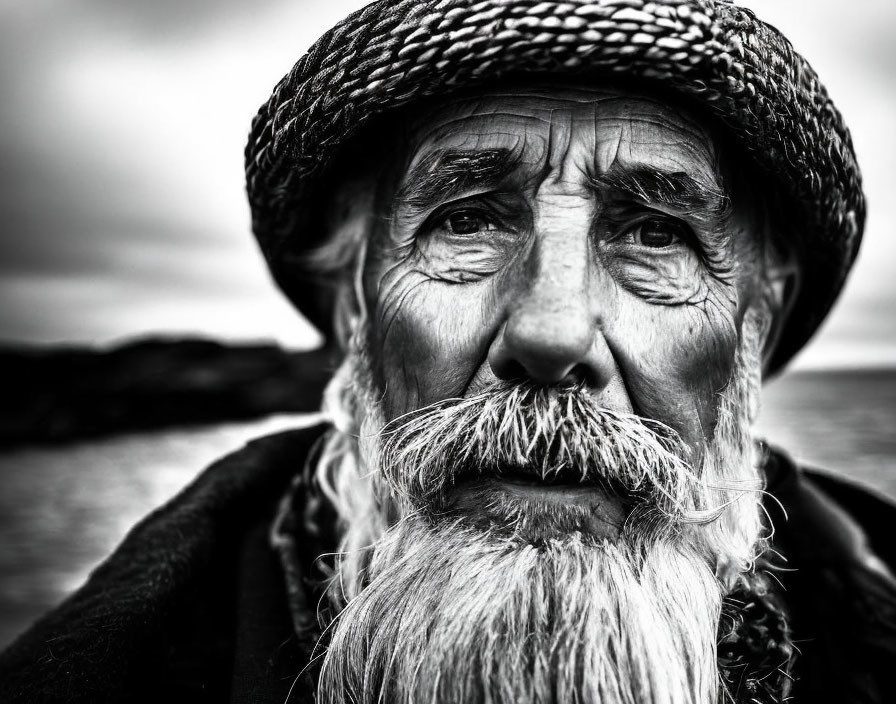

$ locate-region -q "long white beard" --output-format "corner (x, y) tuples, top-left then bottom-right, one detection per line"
(320, 518), (721, 704)
(313, 312), (768, 704)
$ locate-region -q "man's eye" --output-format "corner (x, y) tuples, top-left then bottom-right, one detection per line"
(444, 210), (494, 236)
(627, 217), (690, 248)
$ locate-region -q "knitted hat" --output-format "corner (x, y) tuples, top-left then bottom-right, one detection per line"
(245, 0), (864, 374)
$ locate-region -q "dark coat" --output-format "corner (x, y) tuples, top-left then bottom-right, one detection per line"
(1, 423), (895, 703)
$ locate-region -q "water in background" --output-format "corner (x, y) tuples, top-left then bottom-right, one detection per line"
(0, 414), (309, 649)
(756, 369), (896, 496)
(1, 370), (895, 649)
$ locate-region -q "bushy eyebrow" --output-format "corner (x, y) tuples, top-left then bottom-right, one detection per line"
(395, 148), (520, 211)
(591, 166), (730, 217)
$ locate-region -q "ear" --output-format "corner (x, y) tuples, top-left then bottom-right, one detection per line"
(759, 251), (802, 373)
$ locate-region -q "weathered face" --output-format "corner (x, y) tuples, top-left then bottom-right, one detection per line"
(323, 86), (777, 704)
(364, 84), (764, 472)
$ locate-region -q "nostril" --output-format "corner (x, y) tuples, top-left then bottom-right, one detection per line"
(491, 356), (528, 383)
(560, 363), (595, 388)
(491, 355), (589, 387)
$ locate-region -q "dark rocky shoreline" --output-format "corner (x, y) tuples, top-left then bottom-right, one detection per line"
(0, 338), (334, 448)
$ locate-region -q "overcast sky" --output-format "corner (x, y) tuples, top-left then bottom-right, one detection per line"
(0, 0), (894, 370)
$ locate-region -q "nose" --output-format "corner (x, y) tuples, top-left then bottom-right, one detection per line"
(488, 214), (611, 387)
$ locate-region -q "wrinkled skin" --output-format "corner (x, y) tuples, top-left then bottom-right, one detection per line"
(319, 86), (786, 704)
(363, 85), (770, 468)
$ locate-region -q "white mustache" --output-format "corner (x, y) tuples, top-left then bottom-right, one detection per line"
(376, 383), (721, 523)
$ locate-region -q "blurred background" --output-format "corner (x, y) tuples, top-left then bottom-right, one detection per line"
(1, 0), (894, 648)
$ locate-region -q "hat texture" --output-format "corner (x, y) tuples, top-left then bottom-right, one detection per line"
(245, 0), (864, 374)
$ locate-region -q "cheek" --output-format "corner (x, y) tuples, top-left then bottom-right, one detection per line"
(608, 290), (738, 454)
(371, 274), (497, 420)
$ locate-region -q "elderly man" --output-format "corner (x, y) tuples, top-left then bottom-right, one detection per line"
(2, 1), (895, 702)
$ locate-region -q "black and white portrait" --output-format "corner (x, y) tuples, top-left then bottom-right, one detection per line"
(1, 1), (894, 702)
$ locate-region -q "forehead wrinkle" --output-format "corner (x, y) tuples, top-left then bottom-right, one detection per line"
(409, 86), (715, 153)
(409, 111), (551, 157)
(395, 88), (729, 223)
(610, 109), (711, 139)
(606, 114), (718, 168)
(595, 129), (721, 201)
(541, 108), (576, 184)
(633, 136), (716, 170)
